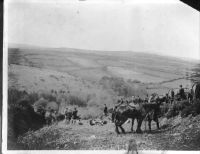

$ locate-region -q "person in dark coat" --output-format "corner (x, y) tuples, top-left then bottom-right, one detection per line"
(72, 107), (78, 119)
(179, 85), (186, 100)
(64, 108), (72, 122)
(171, 89), (175, 100)
(188, 89), (193, 103)
(195, 83), (200, 100)
(104, 104), (108, 116)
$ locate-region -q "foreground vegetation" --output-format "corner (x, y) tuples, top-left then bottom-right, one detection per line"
(8, 87), (200, 150)
(11, 113), (200, 150)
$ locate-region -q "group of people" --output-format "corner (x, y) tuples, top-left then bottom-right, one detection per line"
(167, 85), (194, 103)
(44, 109), (58, 125)
(112, 84), (194, 110)
(44, 84), (199, 126)
(64, 107), (80, 124)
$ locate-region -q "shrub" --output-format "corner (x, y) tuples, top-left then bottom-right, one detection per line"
(166, 107), (179, 119)
(99, 76), (147, 97)
(39, 92), (56, 102)
(33, 98), (49, 112)
(28, 92), (39, 105)
(159, 103), (170, 117)
(181, 100), (200, 118)
(8, 99), (45, 140)
(166, 100), (200, 118)
(68, 95), (87, 107)
(80, 107), (102, 120)
(8, 89), (29, 107)
(165, 100), (190, 119)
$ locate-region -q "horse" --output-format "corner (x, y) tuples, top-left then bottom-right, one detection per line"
(112, 104), (139, 134)
(140, 103), (160, 132)
(113, 101), (161, 134)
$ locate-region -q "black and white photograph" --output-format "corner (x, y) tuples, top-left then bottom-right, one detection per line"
(2, 0), (200, 152)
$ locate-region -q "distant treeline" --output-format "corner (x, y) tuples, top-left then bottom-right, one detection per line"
(99, 76), (147, 97)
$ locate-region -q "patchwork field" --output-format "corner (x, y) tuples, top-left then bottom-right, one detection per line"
(8, 46), (199, 95)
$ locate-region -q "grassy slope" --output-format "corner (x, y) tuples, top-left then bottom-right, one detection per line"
(16, 115), (200, 150)
(8, 47), (198, 93)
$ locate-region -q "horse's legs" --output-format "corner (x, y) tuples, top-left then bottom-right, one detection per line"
(155, 118), (160, 129)
(119, 125), (126, 134)
(136, 118), (143, 133)
(148, 119), (152, 132)
(131, 118), (134, 132)
(112, 113), (115, 123)
(115, 123), (120, 134)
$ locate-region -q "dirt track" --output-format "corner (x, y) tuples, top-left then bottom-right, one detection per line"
(54, 119), (173, 150)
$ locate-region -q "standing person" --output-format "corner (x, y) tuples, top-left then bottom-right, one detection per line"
(72, 107), (79, 124)
(188, 89), (193, 103)
(64, 107), (70, 124)
(131, 96), (135, 103)
(64, 107), (68, 118)
(144, 94), (148, 103)
(165, 93), (169, 104)
(51, 110), (57, 124)
(104, 104), (108, 116)
(171, 89), (175, 100)
(179, 85), (186, 100)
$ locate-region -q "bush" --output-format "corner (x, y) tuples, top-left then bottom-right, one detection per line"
(28, 92), (39, 104)
(160, 103), (170, 117)
(166, 107), (179, 119)
(39, 92), (57, 102)
(99, 76), (147, 97)
(8, 89), (41, 107)
(33, 98), (49, 112)
(8, 89), (47, 142)
(8, 89), (29, 107)
(8, 99), (45, 140)
(166, 100), (190, 119)
(80, 107), (102, 120)
(165, 100), (200, 118)
(68, 95), (87, 107)
(181, 100), (200, 118)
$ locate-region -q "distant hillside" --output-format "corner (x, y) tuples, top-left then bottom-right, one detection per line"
(8, 45), (200, 95)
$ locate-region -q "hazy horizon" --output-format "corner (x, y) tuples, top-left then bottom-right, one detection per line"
(6, 0), (200, 60)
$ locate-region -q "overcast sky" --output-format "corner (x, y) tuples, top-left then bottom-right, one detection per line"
(6, 0), (200, 60)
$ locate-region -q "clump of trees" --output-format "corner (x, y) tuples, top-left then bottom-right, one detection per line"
(99, 76), (147, 97)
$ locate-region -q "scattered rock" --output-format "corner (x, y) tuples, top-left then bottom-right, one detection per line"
(88, 135), (96, 140)
(172, 133), (180, 136)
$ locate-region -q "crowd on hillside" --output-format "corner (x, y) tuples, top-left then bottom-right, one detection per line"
(40, 83), (200, 126)
(114, 84), (197, 106)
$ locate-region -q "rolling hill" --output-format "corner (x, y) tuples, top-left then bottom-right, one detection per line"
(8, 45), (199, 96)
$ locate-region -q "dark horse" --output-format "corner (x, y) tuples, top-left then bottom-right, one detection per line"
(113, 102), (161, 134)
